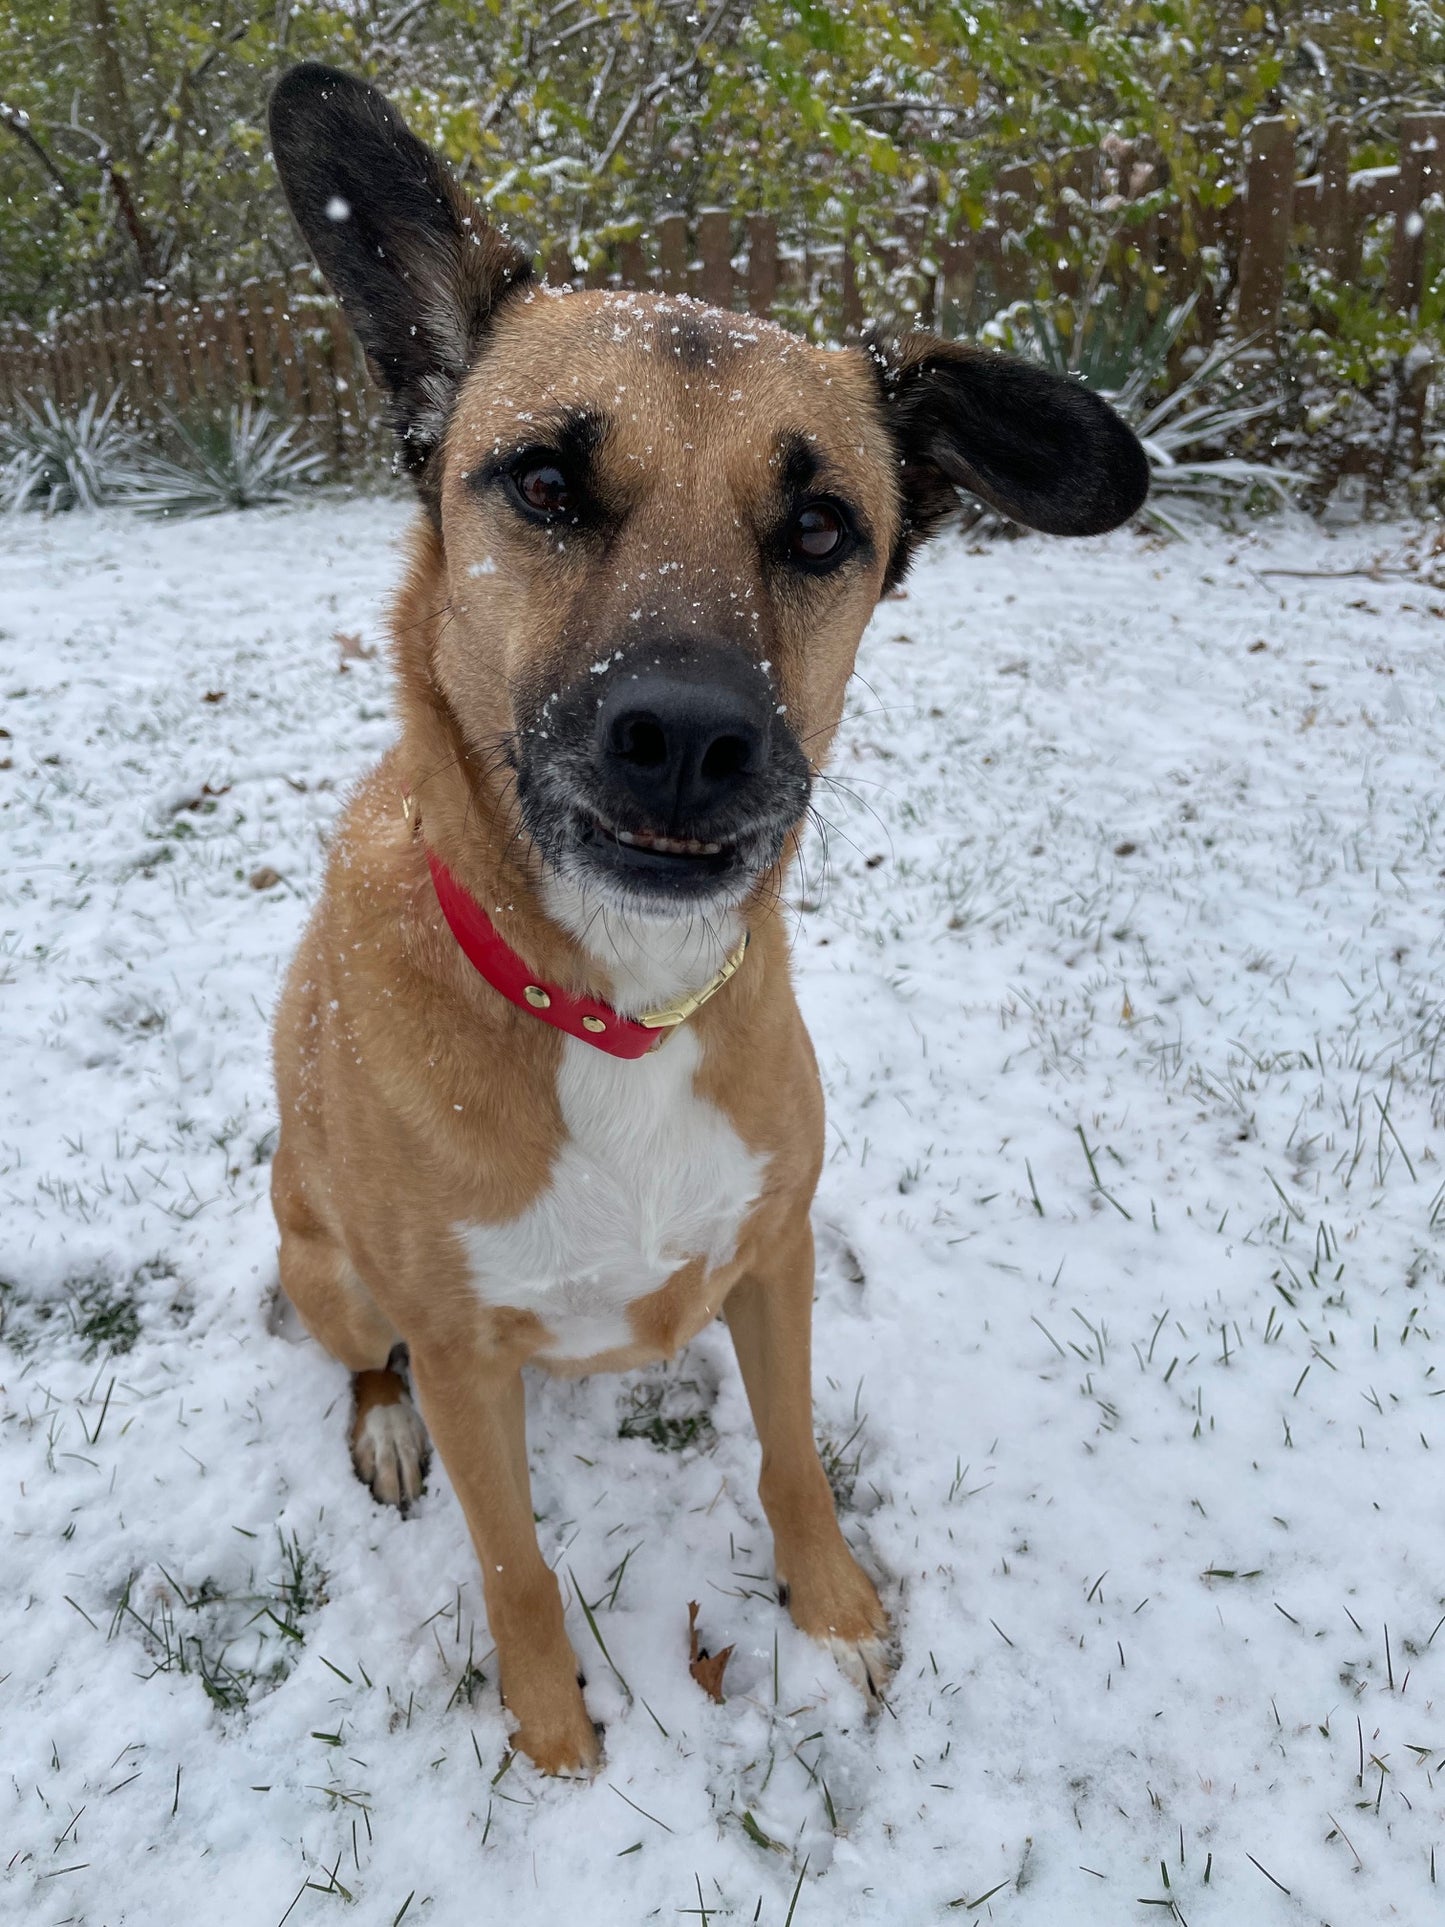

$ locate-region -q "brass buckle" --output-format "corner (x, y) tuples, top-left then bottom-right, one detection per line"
(636, 931), (750, 1035)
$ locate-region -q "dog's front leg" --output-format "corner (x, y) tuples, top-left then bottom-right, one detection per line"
(725, 1217), (892, 1698)
(408, 1345), (599, 1774)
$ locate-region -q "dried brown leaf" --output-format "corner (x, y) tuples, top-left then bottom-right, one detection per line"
(687, 1600), (733, 1704)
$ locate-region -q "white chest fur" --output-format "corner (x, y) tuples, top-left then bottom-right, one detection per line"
(456, 1028), (765, 1361)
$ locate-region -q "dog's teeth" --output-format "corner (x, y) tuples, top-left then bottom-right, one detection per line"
(609, 826), (724, 858)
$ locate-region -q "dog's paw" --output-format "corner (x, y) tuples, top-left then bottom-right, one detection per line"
(351, 1393), (430, 1509)
(507, 1686), (603, 1777)
(822, 1631), (893, 1705)
(780, 1542), (893, 1706)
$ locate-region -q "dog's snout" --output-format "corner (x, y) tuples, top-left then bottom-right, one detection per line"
(595, 647), (772, 823)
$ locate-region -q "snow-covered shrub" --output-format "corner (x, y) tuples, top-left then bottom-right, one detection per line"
(0, 389), (136, 513)
(124, 403), (324, 517)
(1004, 289), (1299, 534)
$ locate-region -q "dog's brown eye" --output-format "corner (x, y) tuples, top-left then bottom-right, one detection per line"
(789, 501), (847, 563)
(515, 461), (570, 516)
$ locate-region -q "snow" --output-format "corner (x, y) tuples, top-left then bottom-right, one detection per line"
(3, 497), (1445, 1925)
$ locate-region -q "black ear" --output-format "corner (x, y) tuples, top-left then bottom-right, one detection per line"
(867, 333), (1150, 587)
(268, 62), (532, 506)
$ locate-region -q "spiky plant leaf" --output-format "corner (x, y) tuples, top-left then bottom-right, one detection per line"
(0, 390), (136, 513)
(1021, 288), (1302, 532)
(124, 403), (325, 518)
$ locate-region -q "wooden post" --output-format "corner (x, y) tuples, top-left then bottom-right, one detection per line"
(86, 302), (117, 399)
(112, 303), (138, 412)
(134, 297), (168, 412)
(1316, 120), (1349, 277)
(221, 292), (254, 400)
(1237, 117), (1294, 344)
(240, 282), (274, 400)
(618, 237), (647, 292)
(745, 215), (777, 317)
(295, 290), (340, 462)
(696, 209), (732, 310)
(656, 213), (688, 295)
(155, 295), (194, 409)
(1388, 112), (1445, 313)
(191, 298), (226, 405)
(270, 276), (308, 424)
(840, 230), (863, 336)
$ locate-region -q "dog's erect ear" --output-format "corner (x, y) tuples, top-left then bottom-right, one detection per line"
(866, 334), (1150, 589)
(268, 62), (531, 504)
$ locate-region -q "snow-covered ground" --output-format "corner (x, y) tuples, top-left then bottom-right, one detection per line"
(3, 497), (1444, 1927)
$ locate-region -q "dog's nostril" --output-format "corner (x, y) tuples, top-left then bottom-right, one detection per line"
(612, 713), (668, 768)
(700, 734), (751, 783)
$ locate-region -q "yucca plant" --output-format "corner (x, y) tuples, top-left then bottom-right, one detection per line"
(124, 402), (325, 517)
(0, 389), (137, 513)
(1023, 288), (1300, 535)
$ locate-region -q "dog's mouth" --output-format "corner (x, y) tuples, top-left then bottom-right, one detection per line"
(581, 811), (741, 879)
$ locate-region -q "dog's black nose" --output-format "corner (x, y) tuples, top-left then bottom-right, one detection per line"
(595, 644), (773, 823)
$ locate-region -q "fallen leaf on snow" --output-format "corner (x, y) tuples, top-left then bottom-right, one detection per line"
(687, 1600), (733, 1704)
(335, 629), (376, 669)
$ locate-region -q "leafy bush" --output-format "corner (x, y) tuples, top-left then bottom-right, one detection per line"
(0, 5), (1435, 331)
(1271, 229), (1445, 510)
(124, 403), (324, 517)
(0, 389), (135, 512)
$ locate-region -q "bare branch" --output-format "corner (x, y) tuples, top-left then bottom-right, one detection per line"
(0, 98), (82, 207)
(138, 20), (250, 158)
(102, 154), (158, 279)
(594, 0), (733, 176)
(369, 0), (431, 53)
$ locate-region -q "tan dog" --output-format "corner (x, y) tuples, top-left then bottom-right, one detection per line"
(266, 63), (1148, 1774)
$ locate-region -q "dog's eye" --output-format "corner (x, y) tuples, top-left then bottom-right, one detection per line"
(788, 500), (849, 566)
(513, 460), (571, 517)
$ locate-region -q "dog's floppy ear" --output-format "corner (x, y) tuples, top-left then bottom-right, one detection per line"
(268, 62), (532, 506)
(866, 333), (1150, 589)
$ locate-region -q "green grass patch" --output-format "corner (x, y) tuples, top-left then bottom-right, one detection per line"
(109, 1530), (328, 1711)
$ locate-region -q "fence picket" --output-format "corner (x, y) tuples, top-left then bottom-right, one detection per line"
(1389, 112), (1445, 312)
(745, 215), (777, 318)
(1237, 118), (1294, 342)
(656, 214), (688, 295)
(697, 210), (733, 309)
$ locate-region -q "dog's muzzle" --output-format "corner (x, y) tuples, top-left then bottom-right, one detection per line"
(515, 639), (811, 904)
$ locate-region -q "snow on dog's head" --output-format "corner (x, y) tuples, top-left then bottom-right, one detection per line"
(270, 62), (1147, 918)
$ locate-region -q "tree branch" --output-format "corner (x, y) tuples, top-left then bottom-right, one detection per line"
(593, 0), (733, 176)
(0, 98), (82, 207)
(102, 154), (158, 279)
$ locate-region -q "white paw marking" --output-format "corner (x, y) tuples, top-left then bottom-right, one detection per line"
(822, 1634), (893, 1704)
(352, 1399), (430, 1509)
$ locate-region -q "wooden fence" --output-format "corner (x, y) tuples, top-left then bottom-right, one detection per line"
(1, 111), (1441, 474)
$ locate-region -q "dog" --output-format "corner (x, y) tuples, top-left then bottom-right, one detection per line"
(266, 61), (1148, 1775)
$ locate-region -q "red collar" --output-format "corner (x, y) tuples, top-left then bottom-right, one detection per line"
(424, 850), (749, 1059)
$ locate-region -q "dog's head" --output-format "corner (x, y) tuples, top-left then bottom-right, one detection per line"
(270, 65), (1148, 920)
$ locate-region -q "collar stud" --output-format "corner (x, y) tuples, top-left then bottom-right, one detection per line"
(523, 984), (552, 1009)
